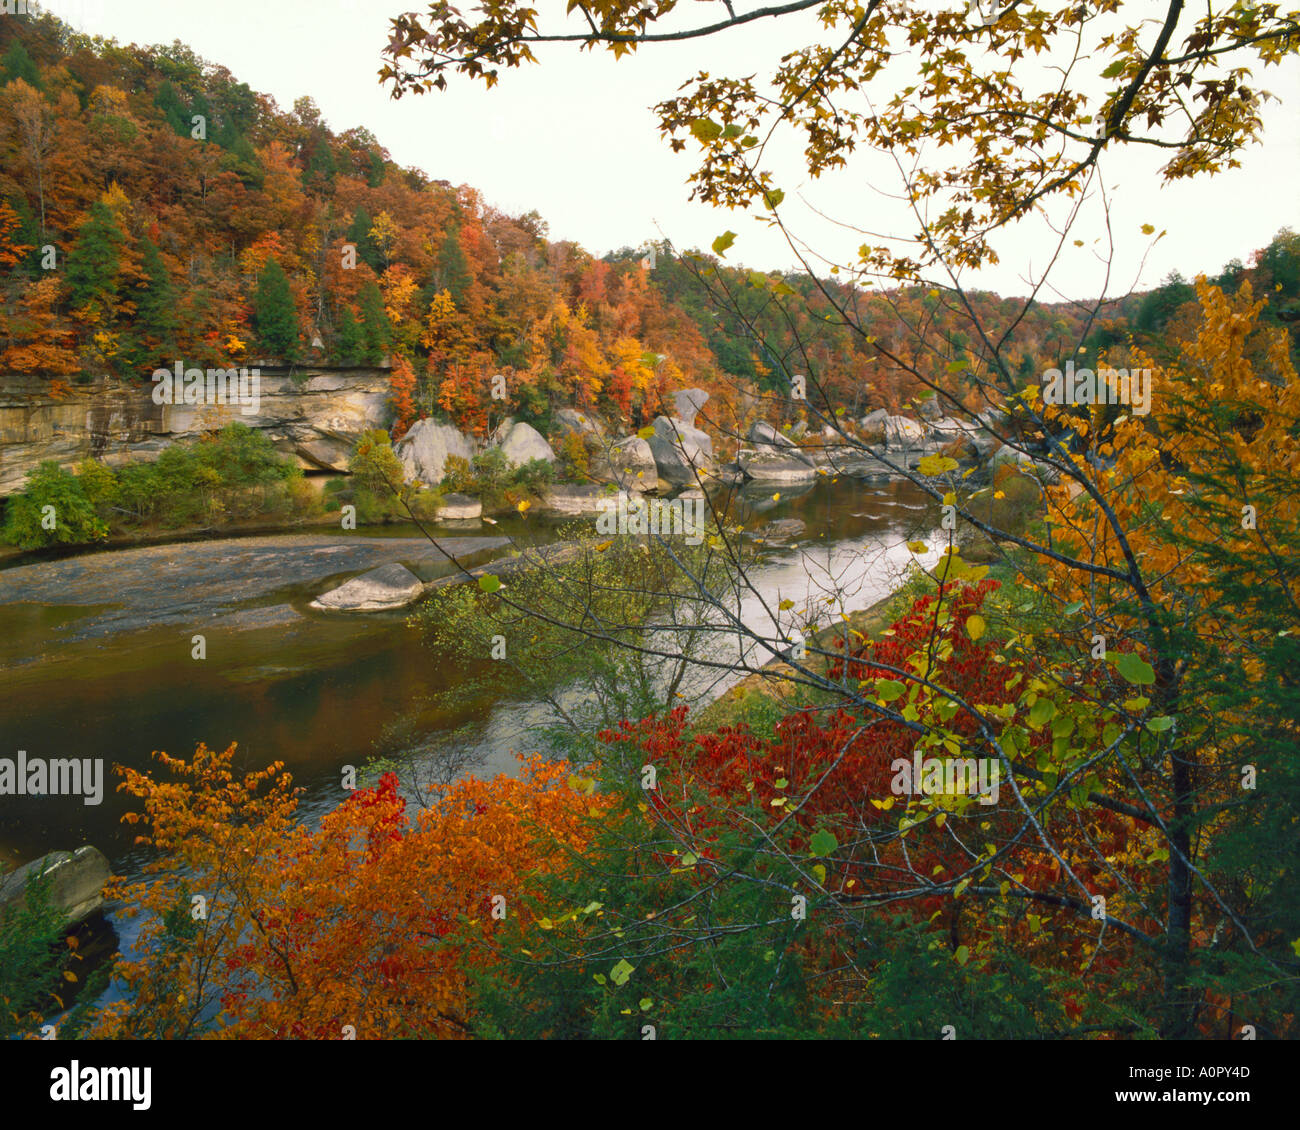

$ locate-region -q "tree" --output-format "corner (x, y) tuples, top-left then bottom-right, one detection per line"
(371, 0), (1300, 1040)
(252, 257), (299, 361)
(334, 304), (363, 364)
(134, 235), (178, 358)
(357, 279), (390, 364)
(2, 461), (109, 549)
(1, 40), (42, 90)
(65, 200), (125, 325)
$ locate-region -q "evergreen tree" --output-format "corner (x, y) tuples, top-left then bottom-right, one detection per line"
(153, 80), (190, 137)
(437, 230), (471, 305)
(1, 41), (42, 89)
(253, 257), (299, 361)
(357, 281), (389, 364)
(335, 305), (363, 365)
(136, 236), (178, 354)
(346, 206), (381, 272)
(365, 149), (386, 188)
(65, 201), (125, 323)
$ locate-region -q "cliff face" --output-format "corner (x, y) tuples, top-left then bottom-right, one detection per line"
(0, 369), (394, 497)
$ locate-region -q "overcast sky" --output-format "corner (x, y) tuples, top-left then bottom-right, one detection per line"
(41, 0), (1300, 300)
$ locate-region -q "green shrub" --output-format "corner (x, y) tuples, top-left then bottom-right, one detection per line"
(1, 461), (109, 549)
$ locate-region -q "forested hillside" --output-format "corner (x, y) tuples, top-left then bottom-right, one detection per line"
(6, 11), (1291, 440)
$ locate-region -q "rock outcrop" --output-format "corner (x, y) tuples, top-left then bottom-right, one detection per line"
(0, 846), (112, 929)
(0, 369), (395, 496)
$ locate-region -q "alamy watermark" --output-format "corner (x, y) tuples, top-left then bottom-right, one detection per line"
(1041, 360), (1151, 415)
(152, 362), (261, 415)
(595, 494), (706, 546)
(890, 750), (1000, 805)
(0, 751), (104, 806)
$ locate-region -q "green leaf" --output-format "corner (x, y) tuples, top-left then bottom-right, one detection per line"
(712, 231), (737, 256)
(875, 678), (906, 702)
(809, 829), (838, 858)
(679, 852), (699, 867)
(689, 118), (723, 142)
(1063, 600), (1083, 615)
(1028, 697), (1057, 729)
(593, 972), (607, 985)
(610, 959), (635, 987)
(954, 944), (970, 966)
(1115, 652), (1156, 685)
(1147, 716), (1175, 732)
(1101, 60), (1126, 78)
(478, 574), (501, 593)
(774, 777), (789, 790)
(639, 998), (653, 1011)
(763, 188), (785, 209)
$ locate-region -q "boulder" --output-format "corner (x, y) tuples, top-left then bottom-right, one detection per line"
(916, 395), (944, 421)
(0, 846), (111, 929)
(671, 388), (710, 428)
(541, 483), (627, 516)
(989, 443), (1061, 484)
(437, 492), (482, 520)
(859, 408), (890, 445)
(752, 518), (807, 544)
(739, 449), (820, 484)
(883, 415), (927, 447)
(747, 419), (798, 451)
(552, 408), (604, 439)
(498, 420), (555, 467)
(647, 415), (715, 487)
(395, 419), (473, 486)
(310, 562), (425, 612)
(788, 420), (809, 440)
(590, 435), (658, 492)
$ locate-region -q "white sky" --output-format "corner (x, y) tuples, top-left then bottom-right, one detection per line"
(38, 0), (1300, 301)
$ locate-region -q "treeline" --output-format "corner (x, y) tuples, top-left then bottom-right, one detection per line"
(2, 11), (1297, 443)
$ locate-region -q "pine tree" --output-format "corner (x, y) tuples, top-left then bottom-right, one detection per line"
(1, 41), (42, 89)
(253, 257), (299, 361)
(136, 236), (178, 355)
(335, 305), (363, 365)
(357, 281), (389, 365)
(65, 201), (125, 323)
(346, 206), (381, 272)
(437, 230), (471, 305)
(153, 81), (190, 137)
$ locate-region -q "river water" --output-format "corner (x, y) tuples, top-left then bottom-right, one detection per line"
(0, 476), (939, 897)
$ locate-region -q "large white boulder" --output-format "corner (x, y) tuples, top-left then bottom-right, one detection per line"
(647, 415), (715, 487)
(395, 419), (473, 486)
(739, 449), (820, 484)
(552, 408), (604, 439)
(498, 420), (556, 466)
(591, 435), (658, 491)
(672, 388), (710, 428)
(310, 563), (425, 612)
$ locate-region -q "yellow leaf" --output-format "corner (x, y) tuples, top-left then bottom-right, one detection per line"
(966, 615), (986, 641)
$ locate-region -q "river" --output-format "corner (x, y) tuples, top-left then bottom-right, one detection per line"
(0, 475), (940, 901)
